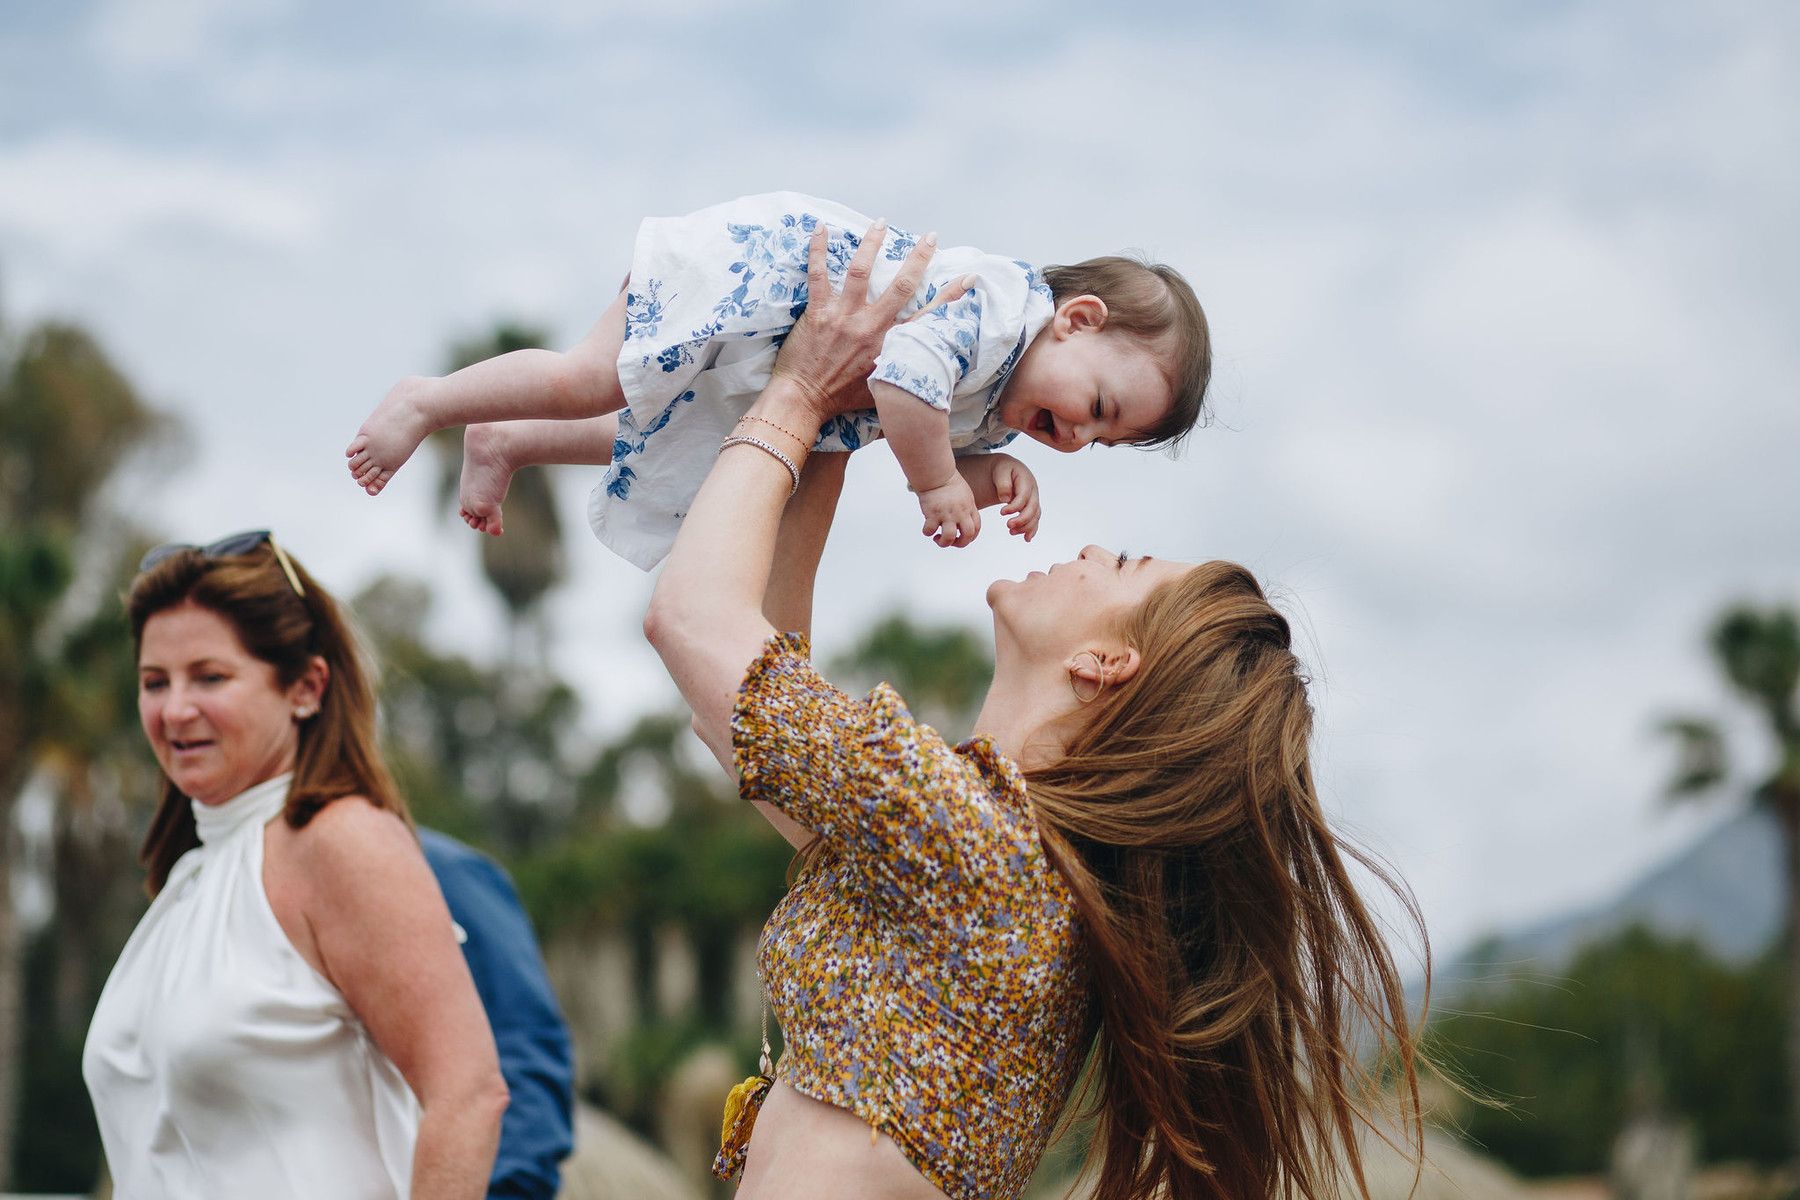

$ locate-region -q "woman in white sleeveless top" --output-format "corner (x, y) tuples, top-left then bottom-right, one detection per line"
(84, 532), (508, 1198)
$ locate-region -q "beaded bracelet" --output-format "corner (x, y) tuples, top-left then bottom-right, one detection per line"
(738, 413), (810, 447)
(718, 436), (801, 498)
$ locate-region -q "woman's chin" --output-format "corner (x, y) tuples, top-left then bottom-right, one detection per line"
(165, 762), (232, 805)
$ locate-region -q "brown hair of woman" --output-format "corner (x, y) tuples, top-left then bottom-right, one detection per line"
(129, 544), (406, 895)
(1027, 560), (1425, 1200)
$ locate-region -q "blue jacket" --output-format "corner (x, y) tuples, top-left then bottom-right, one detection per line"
(420, 830), (574, 1200)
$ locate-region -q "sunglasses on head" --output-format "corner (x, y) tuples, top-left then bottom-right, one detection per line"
(138, 530), (306, 597)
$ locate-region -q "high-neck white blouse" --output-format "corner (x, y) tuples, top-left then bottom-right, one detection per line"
(83, 774), (420, 1199)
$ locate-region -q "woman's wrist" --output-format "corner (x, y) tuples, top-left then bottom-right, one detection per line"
(751, 375), (834, 442)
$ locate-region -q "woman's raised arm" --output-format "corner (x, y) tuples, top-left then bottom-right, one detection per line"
(643, 220), (937, 772)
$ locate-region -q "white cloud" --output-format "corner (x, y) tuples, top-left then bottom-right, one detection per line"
(0, 135), (319, 260)
(87, 0), (294, 70)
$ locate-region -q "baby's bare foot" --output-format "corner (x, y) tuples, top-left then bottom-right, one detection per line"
(459, 422), (515, 536)
(347, 376), (435, 496)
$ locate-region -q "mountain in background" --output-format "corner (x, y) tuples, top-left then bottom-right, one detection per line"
(1438, 807), (1783, 994)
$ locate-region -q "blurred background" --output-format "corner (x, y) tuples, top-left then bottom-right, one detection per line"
(1, 0), (1796, 1196)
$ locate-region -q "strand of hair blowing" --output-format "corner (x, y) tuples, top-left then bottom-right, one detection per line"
(1025, 562), (1425, 1200)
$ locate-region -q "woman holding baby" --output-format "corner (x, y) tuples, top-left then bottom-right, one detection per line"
(646, 225), (1426, 1199)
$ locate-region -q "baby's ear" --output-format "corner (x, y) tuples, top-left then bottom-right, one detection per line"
(1056, 294), (1109, 336)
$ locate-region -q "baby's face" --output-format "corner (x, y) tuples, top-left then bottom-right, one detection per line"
(996, 320), (1173, 453)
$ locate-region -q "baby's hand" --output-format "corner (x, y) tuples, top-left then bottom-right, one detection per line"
(916, 475), (981, 548)
(991, 455), (1041, 541)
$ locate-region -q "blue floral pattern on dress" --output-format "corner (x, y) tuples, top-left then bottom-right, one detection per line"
(870, 290), (982, 412)
(603, 389), (697, 499)
(625, 279), (676, 342)
(706, 216), (865, 333)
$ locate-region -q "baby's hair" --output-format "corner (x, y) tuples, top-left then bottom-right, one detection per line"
(1043, 256), (1211, 449)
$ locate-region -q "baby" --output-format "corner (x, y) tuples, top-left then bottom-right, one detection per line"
(347, 193), (1210, 569)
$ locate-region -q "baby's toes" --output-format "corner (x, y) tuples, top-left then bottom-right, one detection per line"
(462, 505), (504, 536)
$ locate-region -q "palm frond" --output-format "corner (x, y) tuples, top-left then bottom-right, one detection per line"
(1656, 715), (1728, 799)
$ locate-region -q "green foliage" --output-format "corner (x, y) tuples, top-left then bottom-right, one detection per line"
(1712, 607), (1800, 738)
(0, 323), (163, 530)
(12, 931), (101, 1192)
(356, 574), (580, 853)
(829, 611), (994, 739)
(509, 799), (794, 941)
(0, 533), (76, 781)
(1659, 716), (1727, 797)
(1428, 926), (1788, 1176)
(1661, 602), (1800, 804)
(0, 310), (167, 1190)
(446, 322), (553, 373)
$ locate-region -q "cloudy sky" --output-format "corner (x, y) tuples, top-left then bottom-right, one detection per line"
(3, 0), (1795, 958)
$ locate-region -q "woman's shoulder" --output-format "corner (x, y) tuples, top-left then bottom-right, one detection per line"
(277, 795), (419, 884)
(732, 633), (980, 785)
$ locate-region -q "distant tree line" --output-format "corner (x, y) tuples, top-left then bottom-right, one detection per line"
(1430, 926), (1787, 1176)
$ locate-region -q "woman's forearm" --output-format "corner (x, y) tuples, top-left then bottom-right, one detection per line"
(762, 451), (849, 636)
(645, 379), (830, 766)
(410, 1083), (509, 1200)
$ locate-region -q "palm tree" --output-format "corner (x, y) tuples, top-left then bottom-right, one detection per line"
(428, 323), (566, 668)
(1662, 603), (1800, 1156)
(0, 316), (165, 1183)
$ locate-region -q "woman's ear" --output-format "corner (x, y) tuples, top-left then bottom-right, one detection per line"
(1066, 644), (1140, 693)
(1100, 645), (1142, 688)
(288, 655), (330, 721)
(1054, 294), (1109, 338)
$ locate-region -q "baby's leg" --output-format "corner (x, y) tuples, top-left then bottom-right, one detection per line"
(460, 414), (618, 536)
(347, 290), (630, 495)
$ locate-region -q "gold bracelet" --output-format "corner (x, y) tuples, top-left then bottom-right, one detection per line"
(718, 436), (801, 497)
(737, 413), (810, 447)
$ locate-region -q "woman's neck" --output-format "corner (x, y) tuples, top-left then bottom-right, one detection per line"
(971, 657), (1084, 772)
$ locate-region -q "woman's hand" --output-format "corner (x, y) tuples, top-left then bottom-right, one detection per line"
(767, 220), (940, 424)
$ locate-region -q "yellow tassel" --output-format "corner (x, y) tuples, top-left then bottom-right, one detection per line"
(713, 1073), (773, 1181)
(721, 1075), (765, 1144)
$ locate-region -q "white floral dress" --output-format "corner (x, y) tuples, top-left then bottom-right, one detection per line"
(588, 192), (1056, 570)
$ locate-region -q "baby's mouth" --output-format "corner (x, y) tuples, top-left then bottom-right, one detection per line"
(1032, 410), (1055, 438)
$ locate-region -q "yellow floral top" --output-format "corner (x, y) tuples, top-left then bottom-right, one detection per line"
(731, 633), (1093, 1200)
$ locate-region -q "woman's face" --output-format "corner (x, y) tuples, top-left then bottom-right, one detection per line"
(137, 601), (307, 806)
(988, 545), (1192, 659)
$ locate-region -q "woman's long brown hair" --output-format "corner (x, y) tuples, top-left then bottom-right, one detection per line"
(129, 543), (406, 896)
(1027, 560), (1425, 1200)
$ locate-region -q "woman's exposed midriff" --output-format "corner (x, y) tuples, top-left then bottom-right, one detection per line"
(737, 1083), (946, 1200)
